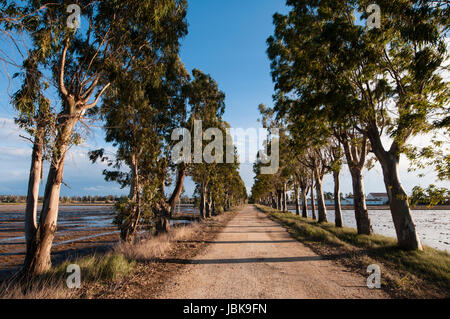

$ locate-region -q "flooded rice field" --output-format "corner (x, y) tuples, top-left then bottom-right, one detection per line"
(289, 208), (450, 251)
(0, 204), (199, 274)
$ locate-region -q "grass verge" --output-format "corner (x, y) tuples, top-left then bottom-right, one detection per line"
(256, 204), (450, 298)
(0, 252), (134, 299)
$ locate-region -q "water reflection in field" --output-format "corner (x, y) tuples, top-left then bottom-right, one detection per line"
(289, 208), (449, 251)
(0, 204), (199, 246)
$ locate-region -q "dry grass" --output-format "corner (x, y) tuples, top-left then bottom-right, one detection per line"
(0, 275), (75, 299)
(115, 222), (201, 260)
(0, 208), (243, 299)
(0, 221), (205, 299)
(0, 252), (134, 299)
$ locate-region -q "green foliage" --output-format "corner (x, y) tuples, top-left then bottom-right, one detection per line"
(410, 185), (449, 207)
(187, 70), (247, 213)
(267, 0), (448, 176)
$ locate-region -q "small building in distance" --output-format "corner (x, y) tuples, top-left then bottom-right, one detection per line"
(367, 193), (389, 205)
(302, 192), (389, 206)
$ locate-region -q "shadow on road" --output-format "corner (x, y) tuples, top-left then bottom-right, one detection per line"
(154, 254), (350, 265)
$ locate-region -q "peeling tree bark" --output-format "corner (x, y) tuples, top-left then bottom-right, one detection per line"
(23, 126), (44, 272)
(24, 114), (78, 275)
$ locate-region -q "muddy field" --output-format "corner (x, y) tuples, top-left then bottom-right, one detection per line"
(0, 204), (199, 279)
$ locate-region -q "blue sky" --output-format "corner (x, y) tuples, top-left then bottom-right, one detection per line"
(0, 0), (448, 197)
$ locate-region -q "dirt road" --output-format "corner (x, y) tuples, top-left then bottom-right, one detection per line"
(157, 205), (388, 299)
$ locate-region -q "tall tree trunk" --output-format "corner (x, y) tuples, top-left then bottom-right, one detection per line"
(271, 192), (276, 209)
(23, 116), (78, 275)
(282, 183), (287, 212)
(200, 182), (206, 219)
(333, 170), (343, 228)
(276, 190), (281, 210)
(212, 198), (216, 216)
(294, 183), (300, 215)
(301, 186), (308, 218)
(205, 192), (211, 218)
(349, 167), (373, 235)
(23, 127), (44, 269)
(121, 154), (141, 241)
(156, 166), (186, 233)
(315, 173), (327, 223)
(367, 126), (422, 250)
(310, 183), (316, 220)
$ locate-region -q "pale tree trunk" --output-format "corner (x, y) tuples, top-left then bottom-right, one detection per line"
(315, 170), (328, 223)
(333, 170), (343, 228)
(380, 151), (422, 249)
(341, 135), (373, 235)
(310, 183), (316, 220)
(23, 116), (78, 275)
(367, 126), (422, 250)
(294, 183), (300, 215)
(301, 186), (308, 218)
(24, 126), (44, 267)
(350, 167), (373, 235)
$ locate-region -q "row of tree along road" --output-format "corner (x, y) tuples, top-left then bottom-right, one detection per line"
(1, 1), (247, 279)
(251, 0), (449, 251)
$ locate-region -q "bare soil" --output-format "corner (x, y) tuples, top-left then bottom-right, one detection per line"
(156, 205), (388, 299)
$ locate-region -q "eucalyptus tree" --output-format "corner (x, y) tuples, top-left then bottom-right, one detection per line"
(343, 0), (447, 249)
(336, 129), (373, 234)
(267, 0), (448, 250)
(295, 166), (310, 218)
(18, 0), (188, 275)
(90, 54), (190, 240)
(258, 103), (294, 212)
(327, 139), (344, 228)
(251, 158), (277, 206)
(306, 147), (329, 223)
(187, 69), (226, 218)
(12, 52), (56, 263)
